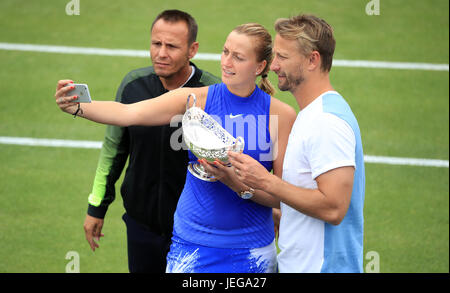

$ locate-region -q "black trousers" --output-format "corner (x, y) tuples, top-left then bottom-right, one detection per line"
(122, 213), (171, 273)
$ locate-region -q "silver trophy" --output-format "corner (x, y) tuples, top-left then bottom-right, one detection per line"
(182, 93), (245, 181)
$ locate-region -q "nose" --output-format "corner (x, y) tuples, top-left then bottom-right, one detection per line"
(270, 57), (280, 72)
(221, 52), (232, 68)
(158, 45), (169, 58)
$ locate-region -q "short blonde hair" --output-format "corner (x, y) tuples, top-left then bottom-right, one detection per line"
(275, 14), (335, 72)
(233, 23), (275, 96)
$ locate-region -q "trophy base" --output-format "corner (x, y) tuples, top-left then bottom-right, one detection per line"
(188, 162), (217, 182)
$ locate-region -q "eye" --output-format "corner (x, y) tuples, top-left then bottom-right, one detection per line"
(277, 53), (287, 60)
(232, 53), (245, 61)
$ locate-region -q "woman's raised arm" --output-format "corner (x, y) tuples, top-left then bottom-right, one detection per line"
(54, 80), (208, 127)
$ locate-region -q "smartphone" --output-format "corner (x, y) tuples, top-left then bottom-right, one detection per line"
(65, 83), (92, 103)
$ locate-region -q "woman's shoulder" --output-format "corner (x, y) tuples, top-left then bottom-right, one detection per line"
(270, 96), (297, 120)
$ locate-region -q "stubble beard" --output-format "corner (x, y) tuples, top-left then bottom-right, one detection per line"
(278, 72), (304, 92)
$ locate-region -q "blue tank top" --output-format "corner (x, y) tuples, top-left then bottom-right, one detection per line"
(173, 83), (274, 248)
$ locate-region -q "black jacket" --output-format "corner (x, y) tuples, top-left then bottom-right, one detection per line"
(87, 63), (220, 237)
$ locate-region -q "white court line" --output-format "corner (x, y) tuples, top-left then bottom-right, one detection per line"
(363, 155), (448, 168)
(0, 136), (448, 168)
(1, 42), (448, 71)
(0, 136), (102, 149)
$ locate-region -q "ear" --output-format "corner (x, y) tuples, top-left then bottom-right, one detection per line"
(188, 42), (199, 59)
(256, 59), (268, 76)
(308, 51), (321, 71)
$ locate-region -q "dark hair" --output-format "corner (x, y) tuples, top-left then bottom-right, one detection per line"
(151, 10), (198, 45)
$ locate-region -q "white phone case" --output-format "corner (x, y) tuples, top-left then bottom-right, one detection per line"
(66, 83), (91, 103)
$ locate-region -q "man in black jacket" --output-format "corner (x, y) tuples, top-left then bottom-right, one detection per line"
(83, 10), (220, 273)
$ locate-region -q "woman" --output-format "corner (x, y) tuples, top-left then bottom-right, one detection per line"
(55, 23), (297, 273)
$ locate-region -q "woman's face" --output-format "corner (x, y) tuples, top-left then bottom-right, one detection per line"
(221, 31), (265, 91)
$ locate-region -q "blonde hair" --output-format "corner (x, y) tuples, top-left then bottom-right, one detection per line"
(232, 23), (275, 96)
(274, 14), (335, 72)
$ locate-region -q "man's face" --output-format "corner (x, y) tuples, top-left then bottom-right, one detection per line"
(270, 34), (307, 93)
(150, 19), (193, 78)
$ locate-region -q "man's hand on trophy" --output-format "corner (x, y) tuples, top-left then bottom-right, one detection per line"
(227, 151), (272, 191)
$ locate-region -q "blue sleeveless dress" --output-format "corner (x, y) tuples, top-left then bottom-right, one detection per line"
(166, 83), (276, 273)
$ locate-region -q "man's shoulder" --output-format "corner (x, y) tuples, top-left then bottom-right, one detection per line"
(121, 66), (157, 85)
(196, 68), (221, 86)
(115, 66), (160, 102)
